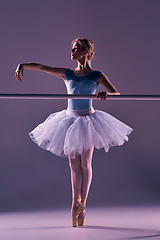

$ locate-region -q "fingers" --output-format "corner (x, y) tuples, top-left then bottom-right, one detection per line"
(15, 64), (23, 81)
(97, 91), (108, 100)
(18, 72), (21, 81)
(15, 71), (21, 81)
(15, 71), (19, 81)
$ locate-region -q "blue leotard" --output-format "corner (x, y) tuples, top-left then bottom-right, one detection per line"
(64, 68), (102, 110)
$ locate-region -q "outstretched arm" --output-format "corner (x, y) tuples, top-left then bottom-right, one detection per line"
(15, 63), (66, 81)
(97, 73), (120, 100)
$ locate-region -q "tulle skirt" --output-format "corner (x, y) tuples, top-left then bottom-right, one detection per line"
(29, 108), (133, 158)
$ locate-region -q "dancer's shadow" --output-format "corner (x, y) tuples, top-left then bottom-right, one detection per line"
(79, 225), (160, 239)
(80, 225), (157, 232)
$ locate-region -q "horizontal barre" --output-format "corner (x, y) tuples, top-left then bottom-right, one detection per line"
(0, 94), (160, 100)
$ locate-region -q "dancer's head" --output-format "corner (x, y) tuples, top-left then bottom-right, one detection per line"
(71, 38), (94, 64)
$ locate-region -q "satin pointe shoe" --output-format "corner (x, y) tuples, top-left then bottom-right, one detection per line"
(71, 197), (81, 227)
(78, 203), (86, 226)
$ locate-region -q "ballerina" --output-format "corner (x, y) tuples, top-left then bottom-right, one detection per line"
(15, 38), (133, 227)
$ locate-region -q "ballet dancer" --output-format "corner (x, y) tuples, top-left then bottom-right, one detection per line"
(15, 38), (133, 227)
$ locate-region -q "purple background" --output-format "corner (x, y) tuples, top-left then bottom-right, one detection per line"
(0, 0), (160, 212)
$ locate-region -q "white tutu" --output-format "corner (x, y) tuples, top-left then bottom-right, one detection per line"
(29, 109), (133, 158)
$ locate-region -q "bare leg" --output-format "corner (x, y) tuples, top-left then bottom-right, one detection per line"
(75, 146), (94, 226)
(80, 146), (94, 204)
(69, 154), (83, 226)
(68, 154), (82, 201)
(68, 147), (94, 227)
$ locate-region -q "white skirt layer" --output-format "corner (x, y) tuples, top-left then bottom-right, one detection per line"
(29, 109), (133, 158)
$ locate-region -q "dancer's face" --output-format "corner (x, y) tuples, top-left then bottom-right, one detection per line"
(71, 42), (88, 61)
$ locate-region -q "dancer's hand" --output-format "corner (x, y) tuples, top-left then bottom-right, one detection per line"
(97, 91), (108, 100)
(15, 64), (24, 81)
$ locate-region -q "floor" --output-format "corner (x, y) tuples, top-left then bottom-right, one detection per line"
(0, 206), (160, 240)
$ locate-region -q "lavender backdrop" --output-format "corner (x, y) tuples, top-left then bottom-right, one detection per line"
(0, 0), (160, 212)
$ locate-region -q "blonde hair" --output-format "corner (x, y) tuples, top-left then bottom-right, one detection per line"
(72, 38), (95, 60)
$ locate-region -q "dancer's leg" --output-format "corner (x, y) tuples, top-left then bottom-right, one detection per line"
(69, 154), (83, 226)
(80, 146), (94, 204)
(68, 154), (82, 200)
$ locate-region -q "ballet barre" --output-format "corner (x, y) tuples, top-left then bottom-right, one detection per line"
(0, 94), (160, 100)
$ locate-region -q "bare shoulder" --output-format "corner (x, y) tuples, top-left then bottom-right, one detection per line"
(97, 72), (119, 92)
(97, 72), (110, 84)
(52, 67), (66, 80)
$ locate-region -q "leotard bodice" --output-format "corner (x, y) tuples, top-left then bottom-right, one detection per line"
(64, 68), (102, 110)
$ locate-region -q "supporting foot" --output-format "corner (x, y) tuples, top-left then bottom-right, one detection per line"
(71, 198), (86, 227)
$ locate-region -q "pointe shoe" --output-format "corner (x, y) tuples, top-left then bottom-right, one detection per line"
(78, 205), (86, 226)
(71, 197), (81, 227)
(78, 198), (86, 226)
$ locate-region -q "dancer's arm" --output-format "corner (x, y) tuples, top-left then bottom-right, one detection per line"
(97, 73), (120, 100)
(15, 63), (66, 81)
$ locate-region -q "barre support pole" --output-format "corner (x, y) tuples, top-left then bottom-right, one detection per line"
(0, 94), (160, 100)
